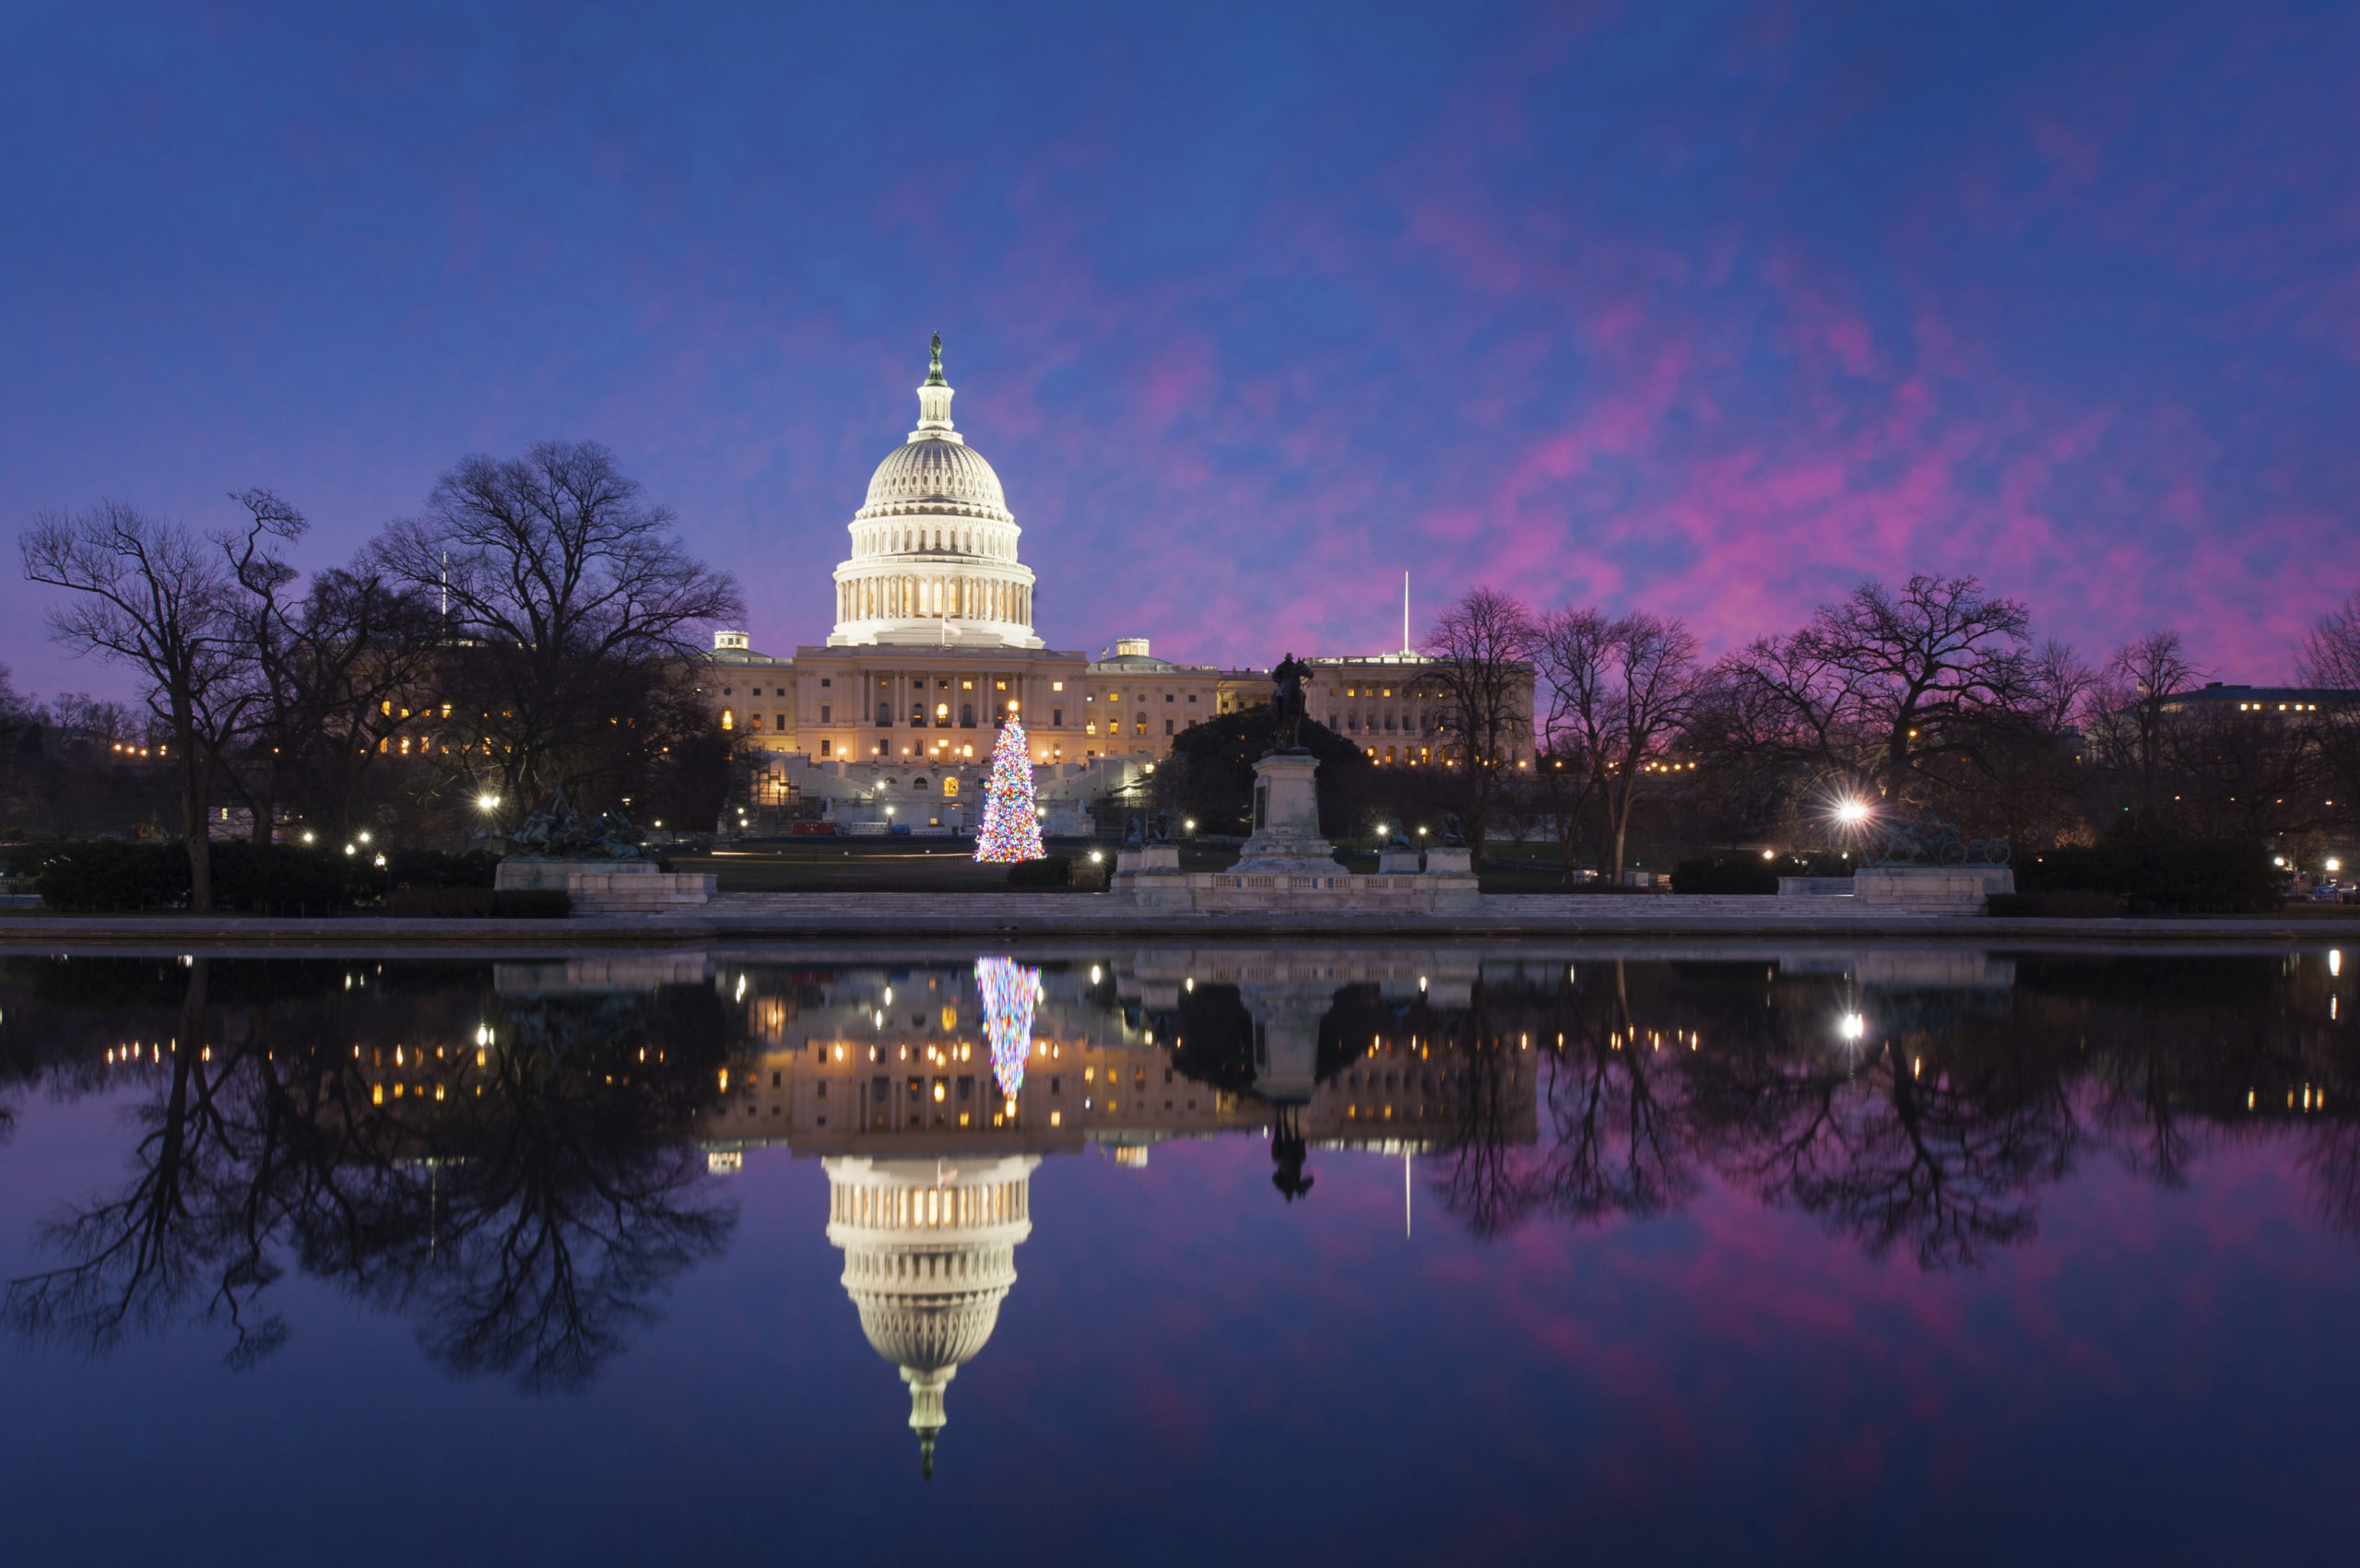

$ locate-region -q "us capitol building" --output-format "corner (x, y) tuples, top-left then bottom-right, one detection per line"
(701, 338), (1525, 830)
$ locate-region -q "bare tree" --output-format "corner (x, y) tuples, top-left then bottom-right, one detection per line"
(1535, 607), (1702, 884)
(1422, 586), (1536, 861)
(2026, 638), (2096, 735)
(2299, 593), (2360, 840)
(2093, 630), (2203, 816)
(372, 442), (742, 808)
(218, 489), (440, 843)
(1713, 574), (2035, 813)
(2300, 592), (2360, 691)
(21, 503), (246, 908)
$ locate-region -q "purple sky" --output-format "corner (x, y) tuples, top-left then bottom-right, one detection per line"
(5, 1), (2356, 703)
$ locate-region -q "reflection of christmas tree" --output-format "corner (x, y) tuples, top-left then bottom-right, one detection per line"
(972, 720), (1044, 863)
(975, 957), (1042, 1098)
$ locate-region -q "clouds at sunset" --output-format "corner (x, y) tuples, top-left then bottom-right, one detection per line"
(1, 0), (2353, 697)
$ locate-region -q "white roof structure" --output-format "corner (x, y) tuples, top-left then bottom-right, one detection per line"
(829, 336), (1043, 651)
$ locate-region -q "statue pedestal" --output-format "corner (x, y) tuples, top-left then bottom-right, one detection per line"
(1377, 849), (1422, 874)
(495, 858), (714, 914)
(495, 858), (654, 892)
(1422, 847), (1472, 875)
(1232, 753), (1336, 874)
(1107, 751), (1480, 915)
(1115, 844), (1180, 876)
(1853, 865), (2013, 911)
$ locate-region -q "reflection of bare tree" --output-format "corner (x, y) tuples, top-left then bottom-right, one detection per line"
(1700, 1016), (2079, 1269)
(2298, 1123), (2360, 1241)
(1430, 963), (1699, 1240)
(6, 976), (735, 1391)
(400, 1023), (731, 1391)
(1433, 984), (1530, 1239)
(5, 961), (292, 1363)
(1529, 964), (1696, 1230)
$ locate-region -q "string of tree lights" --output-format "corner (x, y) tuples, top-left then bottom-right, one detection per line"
(975, 956), (1042, 1099)
(972, 719), (1044, 863)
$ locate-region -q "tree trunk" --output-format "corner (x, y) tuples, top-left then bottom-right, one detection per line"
(174, 706), (212, 913)
(1605, 772), (1635, 885)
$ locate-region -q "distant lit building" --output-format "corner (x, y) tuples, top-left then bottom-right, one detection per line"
(2153, 682), (2358, 717)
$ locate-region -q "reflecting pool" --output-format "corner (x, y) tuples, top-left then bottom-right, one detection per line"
(1, 944), (2354, 1565)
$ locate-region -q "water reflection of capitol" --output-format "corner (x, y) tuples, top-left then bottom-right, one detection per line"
(691, 949), (1532, 1476)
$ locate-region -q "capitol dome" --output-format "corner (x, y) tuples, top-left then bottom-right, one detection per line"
(825, 1154), (1038, 1480)
(858, 434), (1011, 522)
(829, 336), (1042, 650)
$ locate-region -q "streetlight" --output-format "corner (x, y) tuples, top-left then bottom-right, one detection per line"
(1839, 1012), (1866, 1043)
(2330, 859), (2344, 875)
(1835, 799), (1871, 827)
(478, 793), (501, 813)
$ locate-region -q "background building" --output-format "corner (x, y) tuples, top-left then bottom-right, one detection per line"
(699, 345), (1532, 830)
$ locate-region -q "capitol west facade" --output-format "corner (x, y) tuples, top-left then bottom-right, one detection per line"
(702, 340), (1527, 828)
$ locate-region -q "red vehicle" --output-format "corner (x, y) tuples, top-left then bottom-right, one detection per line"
(787, 820), (840, 837)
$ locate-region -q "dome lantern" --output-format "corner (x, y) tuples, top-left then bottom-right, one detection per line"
(915, 331), (955, 435)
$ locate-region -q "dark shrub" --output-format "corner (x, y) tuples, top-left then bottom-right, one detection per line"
(34, 842), (190, 911)
(2017, 832), (2280, 914)
(1006, 855), (1072, 888)
(1988, 890), (2125, 918)
(210, 841), (383, 914)
(494, 890), (572, 918)
(1670, 855), (1779, 895)
(31, 839), (513, 914)
(385, 848), (500, 890)
(384, 887), (496, 917)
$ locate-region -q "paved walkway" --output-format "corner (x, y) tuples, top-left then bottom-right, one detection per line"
(0, 892), (2342, 950)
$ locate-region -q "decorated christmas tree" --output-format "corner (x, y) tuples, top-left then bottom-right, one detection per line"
(974, 956), (1043, 1100)
(972, 719), (1044, 863)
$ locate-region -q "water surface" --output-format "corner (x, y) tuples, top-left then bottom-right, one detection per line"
(0, 944), (2353, 1565)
